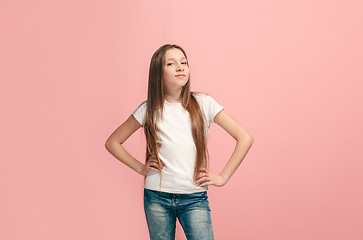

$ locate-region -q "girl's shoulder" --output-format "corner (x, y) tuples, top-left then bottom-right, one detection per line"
(135, 99), (147, 108)
(191, 91), (224, 123)
(133, 99), (148, 114)
(191, 91), (214, 103)
(192, 91), (208, 98)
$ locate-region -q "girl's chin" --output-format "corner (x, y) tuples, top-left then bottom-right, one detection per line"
(176, 79), (188, 85)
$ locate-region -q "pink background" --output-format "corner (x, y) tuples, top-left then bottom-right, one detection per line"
(1, 0), (362, 239)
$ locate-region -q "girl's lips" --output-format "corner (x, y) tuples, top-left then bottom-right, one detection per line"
(175, 75), (185, 77)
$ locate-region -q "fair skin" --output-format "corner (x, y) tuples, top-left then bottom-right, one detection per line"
(105, 48), (254, 187)
(162, 48), (190, 103)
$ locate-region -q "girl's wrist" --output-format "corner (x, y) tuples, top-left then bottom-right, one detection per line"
(219, 173), (229, 185)
(137, 163), (147, 175)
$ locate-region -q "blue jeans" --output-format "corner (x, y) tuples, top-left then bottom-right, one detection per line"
(143, 188), (214, 240)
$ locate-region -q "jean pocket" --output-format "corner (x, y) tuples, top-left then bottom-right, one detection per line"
(144, 188), (156, 198)
(144, 188), (165, 203)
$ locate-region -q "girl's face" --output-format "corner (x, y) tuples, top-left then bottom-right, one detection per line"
(162, 48), (190, 94)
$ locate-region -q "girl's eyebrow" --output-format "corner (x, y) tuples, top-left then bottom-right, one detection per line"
(167, 57), (186, 61)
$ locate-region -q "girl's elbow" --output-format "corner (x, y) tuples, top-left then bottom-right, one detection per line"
(246, 134), (254, 144)
(105, 141), (112, 151)
(237, 134), (254, 144)
(249, 138), (254, 146)
(105, 139), (118, 150)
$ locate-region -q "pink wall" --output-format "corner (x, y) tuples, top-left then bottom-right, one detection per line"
(1, 0), (362, 239)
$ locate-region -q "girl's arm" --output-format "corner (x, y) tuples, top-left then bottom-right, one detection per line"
(195, 109), (254, 187)
(105, 115), (159, 175)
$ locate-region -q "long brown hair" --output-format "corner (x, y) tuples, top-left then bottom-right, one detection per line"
(144, 44), (209, 181)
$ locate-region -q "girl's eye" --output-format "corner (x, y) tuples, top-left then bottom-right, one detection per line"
(166, 62), (187, 66)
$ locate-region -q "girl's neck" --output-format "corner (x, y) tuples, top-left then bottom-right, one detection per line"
(164, 96), (182, 103)
(164, 91), (182, 103)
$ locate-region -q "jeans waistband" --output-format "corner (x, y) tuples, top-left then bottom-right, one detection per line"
(144, 188), (207, 199)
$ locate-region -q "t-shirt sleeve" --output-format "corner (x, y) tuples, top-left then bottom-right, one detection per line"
(131, 100), (147, 127)
(203, 94), (224, 124)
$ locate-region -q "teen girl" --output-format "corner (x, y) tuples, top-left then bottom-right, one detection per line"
(105, 44), (254, 240)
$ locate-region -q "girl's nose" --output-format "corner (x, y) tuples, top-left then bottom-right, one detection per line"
(177, 64), (184, 71)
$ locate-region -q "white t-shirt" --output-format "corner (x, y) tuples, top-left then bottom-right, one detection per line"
(131, 92), (224, 194)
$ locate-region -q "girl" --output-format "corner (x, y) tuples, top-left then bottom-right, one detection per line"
(105, 44), (254, 240)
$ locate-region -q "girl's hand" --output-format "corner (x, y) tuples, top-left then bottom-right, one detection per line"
(195, 168), (227, 187)
(139, 155), (164, 176)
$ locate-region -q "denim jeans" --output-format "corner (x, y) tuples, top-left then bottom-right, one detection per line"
(143, 188), (214, 240)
